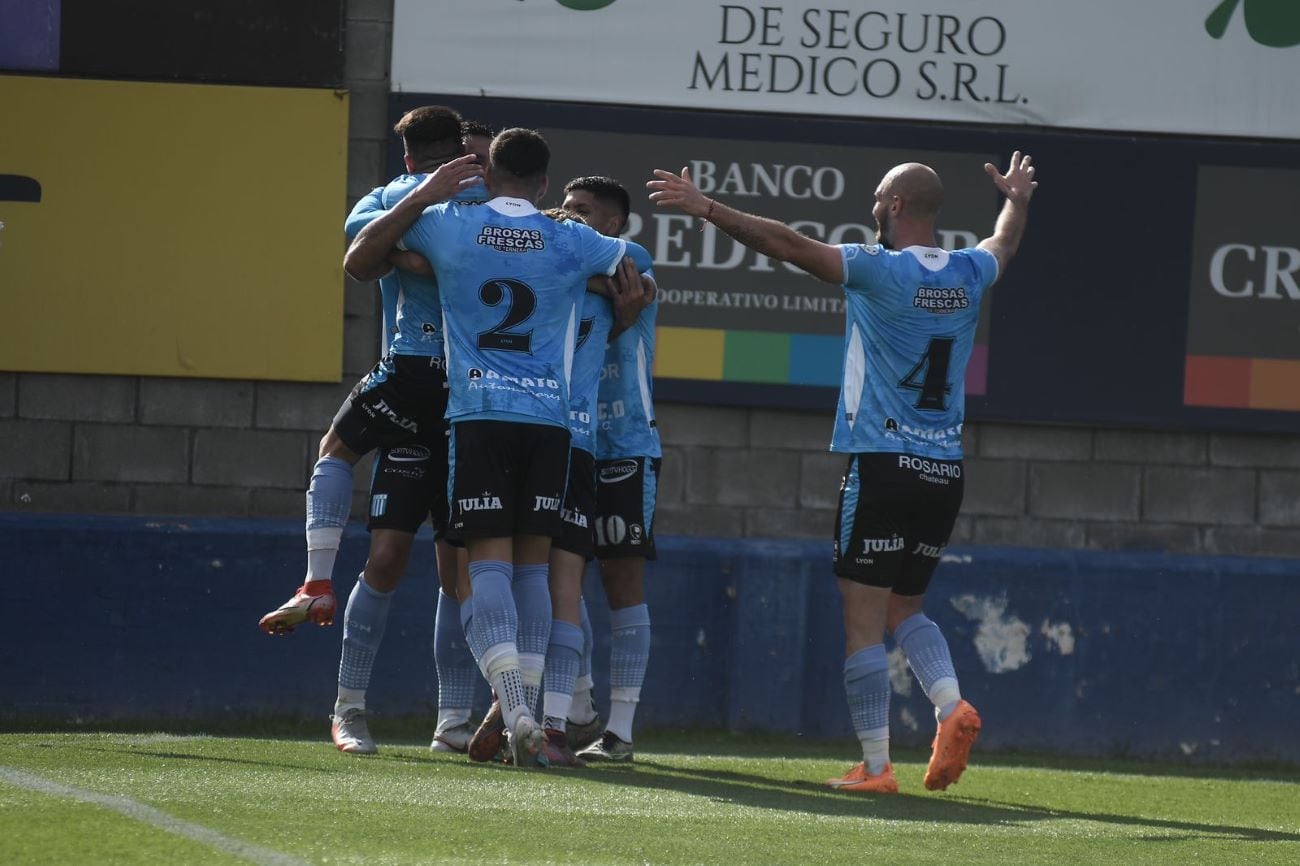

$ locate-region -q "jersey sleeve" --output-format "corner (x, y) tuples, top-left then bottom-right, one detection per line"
(625, 239), (655, 279)
(965, 247), (1000, 289)
(398, 203), (445, 255)
(838, 243), (884, 294)
(579, 224), (628, 276)
(343, 187), (385, 241)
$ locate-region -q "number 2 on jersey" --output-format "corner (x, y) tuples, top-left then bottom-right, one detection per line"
(898, 337), (953, 411)
(477, 278), (536, 353)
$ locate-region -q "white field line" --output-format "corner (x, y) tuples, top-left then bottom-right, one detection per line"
(0, 766), (310, 866)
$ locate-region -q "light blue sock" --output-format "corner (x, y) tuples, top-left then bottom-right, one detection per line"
(336, 576), (394, 708)
(607, 603), (651, 742)
(465, 560), (527, 725)
(542, 620), (584, 731)
(434, 590), (477, 728)
(465, 561), (516, 663)
(844, 643), (891, 774)
(569, 597), (597, 725)
(305, 456), (353, 583)
(894, 613), (962, 720)
(512, 563), (552, 716)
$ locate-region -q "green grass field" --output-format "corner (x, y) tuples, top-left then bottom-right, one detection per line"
(0, 729), (1296, 865)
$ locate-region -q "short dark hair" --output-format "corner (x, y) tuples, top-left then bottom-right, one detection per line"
(393, 105), (465, 163)
(462, 119), (494, 139)
(541, 206), (584, 224)
(489, 128), (550, 183)
(563, 176), (630, 230)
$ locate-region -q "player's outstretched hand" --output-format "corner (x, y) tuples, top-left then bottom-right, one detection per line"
(412, 153), (483, 206)
(985, 151), (1037, 205)
(647, 167), (711, 217)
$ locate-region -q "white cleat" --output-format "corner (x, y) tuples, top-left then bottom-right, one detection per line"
(331, 708), (377, 755)
(430, 722), (472, 753)
(509, 715), (548, 768)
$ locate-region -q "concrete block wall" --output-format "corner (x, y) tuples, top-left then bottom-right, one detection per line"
(655, 409), (1300, 557)
(2, 0), (1298, 559)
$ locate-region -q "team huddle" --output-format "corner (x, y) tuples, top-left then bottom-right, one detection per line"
(258, 103), (1038, 789)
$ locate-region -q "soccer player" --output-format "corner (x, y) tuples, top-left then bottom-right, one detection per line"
(535, 202), (656, 767)
(344, 128), (630, 767)
(647, 153), (1037, 792)
(561, 177), (660, 762)
(258, 105), (486, 756)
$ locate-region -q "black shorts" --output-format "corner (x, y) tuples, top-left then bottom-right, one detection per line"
(832, 452), (965, 595)
(554, 449), (597, 560)
(593, 456), (660, 560)
(366, 430), (451, 537)
(332, 354), (448, 456)
(447, 420), (570, 541)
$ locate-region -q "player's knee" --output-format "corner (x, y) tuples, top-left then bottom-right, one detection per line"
(886, 594), (926, 633)
(364, 545), (409, 590)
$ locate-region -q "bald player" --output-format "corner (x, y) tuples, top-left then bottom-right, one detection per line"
(648, 153), (1037, 793)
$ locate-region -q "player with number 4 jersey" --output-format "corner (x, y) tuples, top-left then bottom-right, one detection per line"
(649, 152), (1037, 793)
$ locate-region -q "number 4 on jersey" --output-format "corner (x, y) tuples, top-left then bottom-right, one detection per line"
(899, 337), (954, 411)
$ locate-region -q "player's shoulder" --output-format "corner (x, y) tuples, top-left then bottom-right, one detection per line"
(381, 173), (422, 207)
(936, 246), (998, 284)
(624, 239), (654, 273)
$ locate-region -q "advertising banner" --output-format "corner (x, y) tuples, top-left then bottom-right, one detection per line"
(390, 92), (1300, 433)
(544, 128), (996, 396)
(1184, 167), (1300, 412)
(0, 76), (349, 382)
(392, 0), (1300, 140)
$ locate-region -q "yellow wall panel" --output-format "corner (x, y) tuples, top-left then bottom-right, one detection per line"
(655, 326), (724, 381)
(0, 75), (348, 381)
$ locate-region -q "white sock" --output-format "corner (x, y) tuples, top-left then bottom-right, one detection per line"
(860, 730), (890, 775)
(306, 527), (343, 584)
(606, 686), (640, 743)
(481, 643), (529, 731)
(569, 675), (597, 724)
(435, 708), (470, 735)
(929, 677), (962, 721)
(335, 687), (365, 715)
(543, 692), (573, 732)
(519, 652), (545, 719)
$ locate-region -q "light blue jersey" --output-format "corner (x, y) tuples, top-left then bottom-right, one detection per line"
(831, 244), (998, 459)
(569, 290), (615, 455)
(344, 178), (489, 358)
(596, 240), (660, 460)
(401, 197), (627, 429)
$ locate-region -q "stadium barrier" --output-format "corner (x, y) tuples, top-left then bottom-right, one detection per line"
(5, 513), (1296, 765)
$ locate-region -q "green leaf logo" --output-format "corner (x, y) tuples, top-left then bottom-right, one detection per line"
(556, 0), (617, 9)
(1206, 0), (1300, 47)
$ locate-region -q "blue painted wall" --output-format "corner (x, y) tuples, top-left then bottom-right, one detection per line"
(3, 514), (1297, 765)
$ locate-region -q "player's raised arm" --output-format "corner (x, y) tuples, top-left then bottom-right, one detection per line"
(344, 153), (482, 281)
(976, 151), (1037, 283)
(647, 167), (845, 285)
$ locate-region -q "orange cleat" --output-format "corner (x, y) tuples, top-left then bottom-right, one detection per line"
(258, 582), (336, 635)
(826, 762), (898, 794)
(924, 700), (981, 791)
